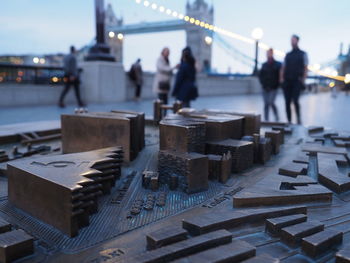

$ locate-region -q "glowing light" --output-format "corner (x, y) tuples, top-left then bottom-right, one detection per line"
(313, 64), (321, 71)
(323, 67), (332, 75)
(345, 74), (350, 84)
(251, 27), (264, 40)
(39, 58), (45, 64)
(52, 77), (59, 83)
(16, 77), (22, 83)
(331, 70), (338, 77)
(33, 57), (39, 64)
(329, 82), (335, 88)
(204, 36), (213, 45)
(109, 31), (115, 38)
(129, 0), (347, 81)
(117, 33), (124, 40)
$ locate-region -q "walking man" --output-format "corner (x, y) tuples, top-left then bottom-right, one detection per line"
(58, 46), (85, 108)
(129, 58), (143, 101)
(280, 35), (308, 124)
(259, 48), (281, 121)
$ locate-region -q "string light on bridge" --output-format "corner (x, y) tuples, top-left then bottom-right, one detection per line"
(132, 0), (347, 82)
(345, 74), (350, 84)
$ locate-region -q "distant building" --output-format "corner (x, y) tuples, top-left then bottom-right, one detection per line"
(339, 45), (350, 76)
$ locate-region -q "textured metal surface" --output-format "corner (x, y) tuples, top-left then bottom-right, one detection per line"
(0, 132), (224, 253)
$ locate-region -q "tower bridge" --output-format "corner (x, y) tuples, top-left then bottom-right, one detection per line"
(105, 0), (214, 70)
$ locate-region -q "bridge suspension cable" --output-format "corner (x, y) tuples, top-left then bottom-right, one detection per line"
(212, 33), (256, 68)
(131, 0), (348, 82)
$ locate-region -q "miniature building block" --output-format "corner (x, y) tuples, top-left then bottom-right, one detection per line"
(279, 162), (308, 177)
(169, 174), (179, 190)
(233, 174), (332, 208)
(308, 126), (324, 133)
(159, 119), (206, 154)
(241, 254), (279, 263)
(318, 153), (350, 194)
(265, 130), (283, 154)
(118, 230), (232, 263)
(207, 153), (232, 183)
(187, 115), (244, 141)
(111, 110), (145, 157)
(178, 110), (245, 139)
(153, 100), (183, 121)
(206, 139), (254, 173)
(336, 246), (350, 263)
(151, 174), (159, 191)
(0, 219), (11, 234)
(258, 137), (272, 164)
(196, 110), (261, 136)
(0, 229), (34, 263)
(142, 171), (159, 191)
(301, 229), (343, 258)
(62, 111), (144, 162)
(172, 240), (256, 263)
(158, 151), (208, 193)
(182, 206), (307, 236)
(280, 221), (324, 247)
(302, 144), (347, 155)
(8, 147), (123, 237)
(242, 135), (272, 164)
(146, 226), (188, 250)
(265, 214), (307, 236)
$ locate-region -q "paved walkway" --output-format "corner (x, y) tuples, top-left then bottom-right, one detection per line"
(1, 91), (349, 131)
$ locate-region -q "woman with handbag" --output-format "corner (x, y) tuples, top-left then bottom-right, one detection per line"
(153, 47), (175, 104)
(172, 47), (198, 108)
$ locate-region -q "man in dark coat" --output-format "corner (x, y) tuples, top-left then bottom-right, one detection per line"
(129, 58), (143, 101)
(280, 35), (308, 124)
(259, 48), (282, 121)
(58, 46), (84, 108)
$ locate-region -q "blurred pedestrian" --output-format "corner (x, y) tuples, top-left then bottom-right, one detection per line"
(129, 58), (143, 101)
(259, 48), (281, 121)
(58, 46), (85, 108)
(172, 47), (198, 108)
(153, 47), (175, 104)
(280, 35), (308, 124)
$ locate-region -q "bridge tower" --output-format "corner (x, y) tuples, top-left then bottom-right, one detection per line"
(186, 0), (214, 71)
(105, 3), (124, 62)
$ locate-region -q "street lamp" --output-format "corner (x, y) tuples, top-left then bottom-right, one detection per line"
(251, 27), (263, 76)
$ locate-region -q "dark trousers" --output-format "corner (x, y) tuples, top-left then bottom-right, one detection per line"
(262, 89), (279, 121)
(135, 84), (142, 98)
(158, 93), (168, 105)
(283, 81), (302, 123)
(59, 77), (83, 106)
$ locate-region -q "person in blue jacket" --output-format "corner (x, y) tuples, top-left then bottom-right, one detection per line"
(172, 47), (198, 107)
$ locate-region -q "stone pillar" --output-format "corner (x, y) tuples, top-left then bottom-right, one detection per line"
(80, 61), (126, 103)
